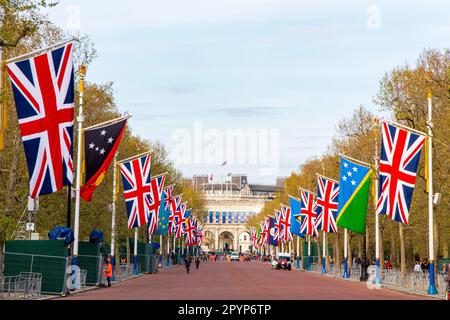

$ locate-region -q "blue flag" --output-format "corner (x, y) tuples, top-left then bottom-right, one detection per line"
(268, 217), (278, 246)
(155, 188), (170, 235)
(289, 196), (305, 238)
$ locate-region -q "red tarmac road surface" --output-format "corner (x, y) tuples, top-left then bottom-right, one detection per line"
(60, 261), (435, 300)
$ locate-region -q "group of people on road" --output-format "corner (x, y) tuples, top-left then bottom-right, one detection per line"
(184, 255), (201, 274)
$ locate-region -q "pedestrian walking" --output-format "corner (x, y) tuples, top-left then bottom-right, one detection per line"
(185, 256), (191, 274)
(104, 257), (113, 287)
(196, 255), (200, 270)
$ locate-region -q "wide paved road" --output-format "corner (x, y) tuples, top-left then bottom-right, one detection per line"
(61, 261), (434, 300)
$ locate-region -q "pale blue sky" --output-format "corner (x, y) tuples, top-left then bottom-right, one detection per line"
(46, 0), (450, 184)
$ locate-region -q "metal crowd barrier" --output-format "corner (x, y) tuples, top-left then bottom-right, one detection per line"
(349, 266), (361, 280)
(381, 269), (447, 297)
(0, 272), (42, 299)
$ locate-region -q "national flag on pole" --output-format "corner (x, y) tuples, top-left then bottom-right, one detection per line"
(299, 189), (318, 237)
(288, 195), (305, 238)
(80, 117), (127, 201)
(258, 221), (269, 247)
(196, 224), (204, 246)
(119, 153), (151, 229)
(336, 156), (373, 234)
(169, 194), (182, 234)
(155, 185), (172, 235)
(6, 42), (75, 198)
(147, 174), (166, 237)
(273, 210), (283, 243)
(268, 216), (278, 246)
(250, 226), (258, 248)
(280, 205), (293, 242)
(184, 217), (197, 246)
(314, 175), (339, 233)
(376, 122), (426, 224)
(174, 202), (188, 239)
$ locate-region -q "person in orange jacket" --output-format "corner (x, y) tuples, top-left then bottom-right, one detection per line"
(104, 257), (113, 287)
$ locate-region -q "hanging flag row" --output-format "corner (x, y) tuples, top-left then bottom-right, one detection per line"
(251, 122), (426, 247)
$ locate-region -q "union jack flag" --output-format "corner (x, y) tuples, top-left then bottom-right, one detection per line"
(299, 189), (318, 236)
(184, 217), (197, 246)
(258, 220), (269, 247)
(280, 205), (293, 242)
(119, 154), (151, 229)
(163, 185), (174, 211)
(376, 122), (426, 224)
(169, 195), (182, 234)
(174, 202), (188, 239)
(196, 224), (204, 246)
(273, 210), (283, 243)
(250, 226), (258, 248)
(147, 174), (166, 236)
(7, 42), (74, 198)
(314, 176), (339, 233)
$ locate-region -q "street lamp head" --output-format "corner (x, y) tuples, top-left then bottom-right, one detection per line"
(78, 65), (87, 77)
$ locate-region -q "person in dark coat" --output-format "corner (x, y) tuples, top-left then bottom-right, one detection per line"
(185, 256), (191, 274)
(195, 255), (200, 270)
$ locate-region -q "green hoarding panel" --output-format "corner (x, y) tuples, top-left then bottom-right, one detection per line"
(4, 240), (68, 295)
(78, 241), (101, 286)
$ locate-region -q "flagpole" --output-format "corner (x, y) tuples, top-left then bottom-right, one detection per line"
(426, 81), (437, 295)
(72, 65), (86, 285)
(133, 228), (138, 274)
(296, 236), (300, 269)
(373, 117), (381, 285)
(110, 154), (118, 280)
(5, 38), (78, 64)
(307, 235), (311, 271)
(321, 231), (326, 274)
(343, 229), (349, 278)
(166, 235), (170, 267)
(159, 234), (163, 268)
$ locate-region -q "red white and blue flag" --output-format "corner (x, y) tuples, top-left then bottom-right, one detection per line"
(184, 217), (197, 246)
(196, 224), (204, 246)
(147, 174), (166, 236)
(169, 195), (182, 234)
(280, 205), (293, 242)
(7, 42), (74, 198)
(376, 122), (426, 224)
(273, 209), (283, 243)
(314, 175), (339, 233)
(299, 189), (318, 236)
(174, 202), (188, 239)
(119, 153), (151, 229)
(250, 226), (258, 248)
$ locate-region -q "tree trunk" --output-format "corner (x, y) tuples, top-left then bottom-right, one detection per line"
(390, 228), (397, 268)
(357, 237), (362, 258)
(365, 225), (370, 259)
(442, 233), (449, 259)
(399, 224), (406, 274)
(347, 233), (352, 268)
(334, 233), (340, 267)
(126, 236), (130, 264)
(316, 236), (322, 267)
(433, 219), (439, 275)
(379, 229), (385, 270)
